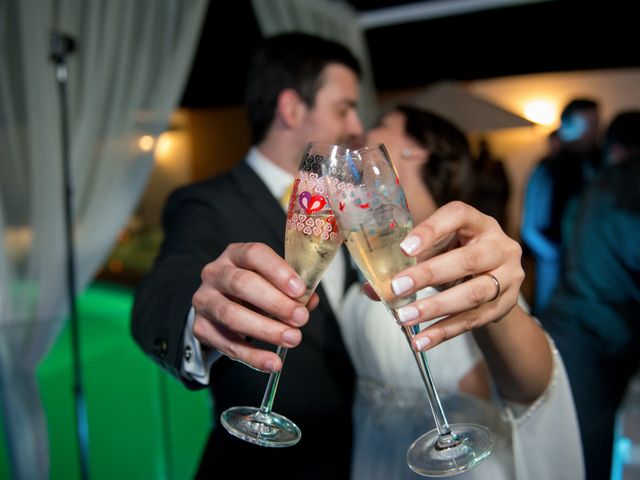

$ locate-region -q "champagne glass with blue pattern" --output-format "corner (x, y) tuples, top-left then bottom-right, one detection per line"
(322, 144), (494, 476)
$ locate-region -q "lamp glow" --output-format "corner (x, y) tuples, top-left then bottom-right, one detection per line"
(523, 100), (557, 126)
(138, 135), (155, 152)
(155, 133), (173, 159)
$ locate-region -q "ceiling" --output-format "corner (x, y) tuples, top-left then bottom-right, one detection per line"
(180, 0), (638, 108)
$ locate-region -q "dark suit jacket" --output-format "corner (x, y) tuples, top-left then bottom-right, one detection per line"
(132, 161), (356, 479)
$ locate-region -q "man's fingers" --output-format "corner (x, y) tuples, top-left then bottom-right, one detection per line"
(193, 289), (303, 350)
(191, 242), (325, 372)
(201, 262), (309, 328)
(194, 316), (286, 372)
(224, 243), (306, 297)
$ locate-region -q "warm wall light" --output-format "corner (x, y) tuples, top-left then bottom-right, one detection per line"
(155, 132), (173, 159)
(138, 135), (155, 152)
(523, 99), (558, 126)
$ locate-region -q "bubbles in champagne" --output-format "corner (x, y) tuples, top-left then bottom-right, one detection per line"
(345, 223), (416, 309)
(285, 214), (342, 297)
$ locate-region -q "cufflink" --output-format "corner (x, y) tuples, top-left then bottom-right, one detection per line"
(153, 338), (169, 358)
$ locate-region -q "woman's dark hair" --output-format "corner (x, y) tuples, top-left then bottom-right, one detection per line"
(396, 105), (475, 206)
(245, 33), (361, 145)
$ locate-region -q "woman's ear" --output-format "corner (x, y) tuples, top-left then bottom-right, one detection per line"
(275, 88), (305, 128)
(415, 147), (430, 165)
(402, 146), (430, 166)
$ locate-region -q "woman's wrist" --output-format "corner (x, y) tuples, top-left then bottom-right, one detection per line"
(472, 306), (553, 403)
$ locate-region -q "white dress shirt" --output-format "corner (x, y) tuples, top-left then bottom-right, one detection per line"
(181, 147), (346, 384)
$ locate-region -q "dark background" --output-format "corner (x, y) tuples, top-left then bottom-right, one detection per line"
(180, 0), (638, 108)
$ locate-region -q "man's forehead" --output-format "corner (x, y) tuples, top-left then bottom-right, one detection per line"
(316, 64), (359, 101)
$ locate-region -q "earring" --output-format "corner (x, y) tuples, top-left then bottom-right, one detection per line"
(401, 148), (412, 158)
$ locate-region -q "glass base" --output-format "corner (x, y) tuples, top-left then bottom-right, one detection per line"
(220, 406), (301, 448)
(407, 423), (494, 477)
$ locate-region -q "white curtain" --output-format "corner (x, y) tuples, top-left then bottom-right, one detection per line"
(250, 0), (379, 127)
(0, 0), (208, 478)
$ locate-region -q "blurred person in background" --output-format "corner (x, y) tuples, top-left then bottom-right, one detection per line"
(541, 110), (640, 480)
(521, 98), (601, 315)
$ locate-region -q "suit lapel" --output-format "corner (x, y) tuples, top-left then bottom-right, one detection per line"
(230, 162), (286, 249)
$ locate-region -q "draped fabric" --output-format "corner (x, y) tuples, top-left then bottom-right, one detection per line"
(250, 0), (379, 127)
(0, 1), (207, 477)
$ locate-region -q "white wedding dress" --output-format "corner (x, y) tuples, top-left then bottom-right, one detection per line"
(339, 284), (584, 479)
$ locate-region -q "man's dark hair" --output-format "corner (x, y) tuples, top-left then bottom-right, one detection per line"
(245, 33), (361, 145)
(560, 98), (598, 121)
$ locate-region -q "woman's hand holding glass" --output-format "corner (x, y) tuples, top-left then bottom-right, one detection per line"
(387, 200), (524, 351)
(384, 201), (553, 406)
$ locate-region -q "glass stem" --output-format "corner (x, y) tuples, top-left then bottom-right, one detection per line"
(402, 324), (460, 447)
(258, 346), (288, 417)
(256, 290), (311, 418)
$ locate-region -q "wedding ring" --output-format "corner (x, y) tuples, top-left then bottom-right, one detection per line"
(484, 273), (501, 302)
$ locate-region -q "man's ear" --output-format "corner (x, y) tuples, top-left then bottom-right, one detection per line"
(275, 88), (305, 128)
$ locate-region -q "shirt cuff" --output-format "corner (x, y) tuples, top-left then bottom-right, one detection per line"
(180, 307), (221, 385)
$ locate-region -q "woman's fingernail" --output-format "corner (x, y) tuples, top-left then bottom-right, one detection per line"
(415, 336), (432, 351)
(392, 276), (414, 296)
(264, 359), (277, 372)
(397, 305), (419, 324)
(400, 236), (421, 255)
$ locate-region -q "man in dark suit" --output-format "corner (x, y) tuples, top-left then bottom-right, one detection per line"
(132, 33), (364, 478)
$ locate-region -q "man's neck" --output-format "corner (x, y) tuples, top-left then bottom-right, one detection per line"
(256, 137), (301, 176)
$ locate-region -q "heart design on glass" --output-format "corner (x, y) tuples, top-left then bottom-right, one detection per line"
(298, 191), (327, 214)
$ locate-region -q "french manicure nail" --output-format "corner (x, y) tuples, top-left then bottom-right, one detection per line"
(415, 336), (432, 351)
(397, 305), (419, 324)
(400, 236), (421, 255)
(392, 276), (414, 296)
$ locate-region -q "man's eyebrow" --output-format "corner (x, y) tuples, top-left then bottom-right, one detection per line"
(338, 99), (358, 108)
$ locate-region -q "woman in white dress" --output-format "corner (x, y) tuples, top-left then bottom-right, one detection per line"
(339, 106), (584, 479)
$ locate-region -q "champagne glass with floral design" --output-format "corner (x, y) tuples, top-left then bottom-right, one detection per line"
(220, 142), (344, 447)
(323, 144), (494, 476)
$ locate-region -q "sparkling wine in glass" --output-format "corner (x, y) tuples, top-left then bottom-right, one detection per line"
(220, 142), (344, 447)
(324, 144), (494, 476)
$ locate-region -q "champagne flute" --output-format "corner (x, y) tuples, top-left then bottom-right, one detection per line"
(323, 144), (494, 476)
(220, 142), (344, 447)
